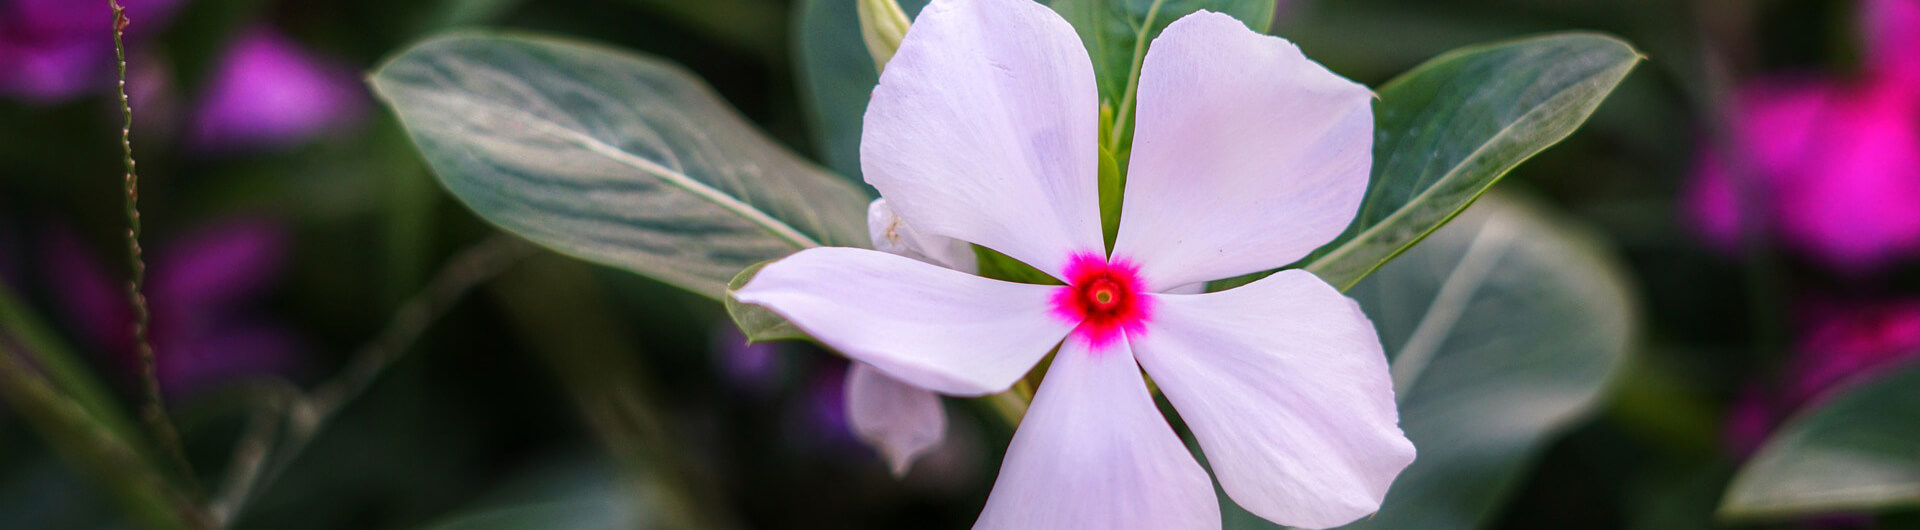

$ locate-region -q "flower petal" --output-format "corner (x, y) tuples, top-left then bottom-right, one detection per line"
(974, 338), (1218, 530)
(861, 0), (1104, 279)
(868, 198), (976, 273)
(736, 247), (1071, 395)
(1113, 12), (1373, 289)
(846, 362), (948, 476)
(1131, 269), (1413, 529)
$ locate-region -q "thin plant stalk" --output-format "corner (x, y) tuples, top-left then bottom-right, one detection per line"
(109, 0), (194, 489)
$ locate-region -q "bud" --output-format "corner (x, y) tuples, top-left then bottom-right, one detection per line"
(857, 0), (912, 72)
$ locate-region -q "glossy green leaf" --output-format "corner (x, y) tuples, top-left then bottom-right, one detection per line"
(1213, 32), (1640, 292)
(372, 32), (872, 300)
(1222, 194), (1637, 529)
(1312, 33), (1638, 291)
(1050, 0), (1276, 155)
(1720, 361), (1920, 520)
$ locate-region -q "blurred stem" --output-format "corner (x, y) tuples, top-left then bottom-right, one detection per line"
(110, 0), (194, 488)
(214, 234), (533, 525)
(0, 280), (145, 444)
(0, 344), (208, 530)
(1688, 2), (1789, 361)
(490, 256), (739, 530)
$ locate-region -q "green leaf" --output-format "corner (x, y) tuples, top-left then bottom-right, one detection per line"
(1719, 361), (1920, 520)
(1314, 33), (1638, 291)
(1223, 193), (1637, 529)
(975, 245), (1061, 286)
(1050, 0), (1277, 155)
(1213, 32), (1640, 292)
(372, 32), (872, 301)
(1097, 142), (1124, 252)
(793, 0), (929, 182)
(724, 261), (809, 343)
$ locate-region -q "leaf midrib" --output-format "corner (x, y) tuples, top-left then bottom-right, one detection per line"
(383, 74), (825, 250)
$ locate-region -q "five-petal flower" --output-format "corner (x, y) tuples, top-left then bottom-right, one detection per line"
(736, 0), (1415, 527)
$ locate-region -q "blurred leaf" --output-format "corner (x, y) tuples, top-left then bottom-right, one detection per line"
(0, 282), (144, 444)
(1214, 32), (1640, 292)
(792, 0), (929, 183)
(1719, 361), (1920, 520)
(417, 455), (640, 530)
(372, 32), (872, 301)
(491, 256), (736, 529)
(724, 261), (807, 343)
(0, 345), (198, 530)
(1223, 194), (1637, 529)
(0, 282), (197, 529)
(1051, 0), (1276, 155)
(617, 0), (790, 60)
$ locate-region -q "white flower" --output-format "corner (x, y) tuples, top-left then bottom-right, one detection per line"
(737, 0), (1415, 527)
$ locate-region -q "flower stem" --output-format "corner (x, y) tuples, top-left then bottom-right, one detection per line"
(212, 235), (533, 525)
(110, 0), (196, 491)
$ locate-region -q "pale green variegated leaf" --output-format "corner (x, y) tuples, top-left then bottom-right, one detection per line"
(1050, 0), (1276, 154)
(1222, 194), (1636, 530)
(372, 32), (871, 300)
(1719, 362), (1920, 520)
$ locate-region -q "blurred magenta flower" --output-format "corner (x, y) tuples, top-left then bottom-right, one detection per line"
(189, 26), (366, 152)
(0, 0), (181, 102)
(1725, 299), (1920, 455)
(1864, 0), (1920, 87)
(1685, 2), (1920, 272)
(44, 220), (302, 397)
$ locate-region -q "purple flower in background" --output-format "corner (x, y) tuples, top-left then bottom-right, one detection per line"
(0, 0), (182, 102)
(189, 26), (366, 152)
(1725, 299), (1920, 455)
(711, 323), (788, 397)
(1685, 1), (1920, 272)
(45, 220), (302, 398)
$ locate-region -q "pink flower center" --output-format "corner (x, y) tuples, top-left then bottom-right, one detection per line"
(1051, 252), (1152, 350)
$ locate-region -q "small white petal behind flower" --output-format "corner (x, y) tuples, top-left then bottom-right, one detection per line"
(846, 362), (948, 477)
(844, 198), (966, 477)
(868, 198), (977, 273)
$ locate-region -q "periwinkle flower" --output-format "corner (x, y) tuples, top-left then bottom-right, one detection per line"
(736, 1), (1414, 527)
(189, 26), (366, 152)
(45, 220), (301, 397)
